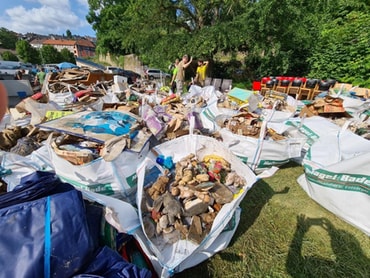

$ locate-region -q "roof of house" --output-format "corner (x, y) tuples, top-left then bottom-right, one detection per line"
(29, 39), (45, 45)
(43, 39), (95, 48)
(76, 39), (95, 48)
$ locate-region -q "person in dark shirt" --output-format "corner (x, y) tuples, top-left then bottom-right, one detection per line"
(14, 69), (25, 80)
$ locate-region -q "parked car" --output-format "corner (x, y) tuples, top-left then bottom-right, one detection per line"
(145, 68), (171, 80)
(122, 70), (141, 83)
(105, 67), (141, 84)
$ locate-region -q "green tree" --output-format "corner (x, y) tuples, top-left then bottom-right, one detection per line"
(16, 40), (41, 64)
(0, 28), (18, 49)
(308, 10), (370, 87)
(87, 0), (250, 70)
(66, 29), (73, 39)
(242, 0), (340, 79)
(60, 48), (76, 63)
(86, 0), (370, 83)
(1, 50), (19, 61)
(40, 45), (62, 64)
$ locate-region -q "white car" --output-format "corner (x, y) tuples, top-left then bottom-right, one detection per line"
(145, 68), (171, 80)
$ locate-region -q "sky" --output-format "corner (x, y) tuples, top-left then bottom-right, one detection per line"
(0, 0), (96, 37)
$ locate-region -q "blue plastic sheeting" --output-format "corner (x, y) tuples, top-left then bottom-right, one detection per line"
(0, 171), (151, 278)
(0, 171), (96, 277)
(74, 246), (151, 278)
(73, 111), (138, 136)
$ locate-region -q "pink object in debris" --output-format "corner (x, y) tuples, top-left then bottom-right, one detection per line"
(31, 92), (43, 100)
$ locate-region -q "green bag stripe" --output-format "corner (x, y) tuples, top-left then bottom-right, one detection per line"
(304, 166), (370, 195)
(285, 120), (319, 146)
(58, 175), (116, 195)
(202, 107), (216, 121)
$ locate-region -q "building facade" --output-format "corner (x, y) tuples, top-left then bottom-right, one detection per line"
(32, 39), (96, 58)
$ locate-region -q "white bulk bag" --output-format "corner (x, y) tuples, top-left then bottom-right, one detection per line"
(261, 94), (298, 122)
(298, 124), (370, 236)
(219, 120), (306, 173)
(48, 137), (150, 204)
(135, 134), (257, 277)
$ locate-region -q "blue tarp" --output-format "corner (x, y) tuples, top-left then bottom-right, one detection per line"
(0, 171), (151, 278)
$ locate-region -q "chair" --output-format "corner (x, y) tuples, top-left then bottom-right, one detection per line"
(261, 80), (275, 96)
(261, 77), (270, 88)
(212, 78), (222, 91)
(286, 78), (303, 99)
(275, 79), (290, 93)
(204, 77), (212, 86)
(327, 79), (337, 88)
(297, 78), (318, 100)
(309, 80), (331, 100)
(221, 79), (232, 93)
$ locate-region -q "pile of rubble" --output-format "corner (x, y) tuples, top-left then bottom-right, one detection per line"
(1, 67), (369, 277)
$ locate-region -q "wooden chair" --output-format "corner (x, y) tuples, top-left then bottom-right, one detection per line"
(260, 80), (274, 96)
(260, 77), (270, 88)
(297, 79), (318, 100)
(309, 80), (331, 100)
(275, 79), (290, 94)
(327, 79), (337, 89)
(286, 79), (303, 99)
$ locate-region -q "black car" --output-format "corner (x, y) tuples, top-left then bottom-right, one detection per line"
(122, 70), (141, 84)
(114, 69), (140, 84)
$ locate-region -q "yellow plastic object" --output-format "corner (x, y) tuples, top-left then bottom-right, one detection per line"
(227, 87), (259, 112)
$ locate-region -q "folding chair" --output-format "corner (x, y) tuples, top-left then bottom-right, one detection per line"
(204, 77), (212, 86)
(212, 78), (222, 91)
(221, 79), (232, 93)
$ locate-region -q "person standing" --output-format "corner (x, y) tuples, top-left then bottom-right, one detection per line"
(175, 54), (193, 95)
(35, 67), (46, 86)
(194, 59), (209, 87)
(170, 58), (179, 94)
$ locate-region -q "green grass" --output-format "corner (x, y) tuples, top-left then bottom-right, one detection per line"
(174, 162), (370, 278)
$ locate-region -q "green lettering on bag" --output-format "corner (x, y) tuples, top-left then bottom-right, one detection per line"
(126, 173), (138, 188)
(59, 176), (115, 195)
(304, 166), (370, 195)
(201, 107), (216, 121)
(259, 159), (290, 167)
(286, 120), (319, 146)
(237, 155), (248, 164)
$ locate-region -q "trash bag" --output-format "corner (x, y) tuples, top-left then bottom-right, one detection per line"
(74, 246), (152, 278)
(0, 171), (97, 278)
(0, 171), (153, 278)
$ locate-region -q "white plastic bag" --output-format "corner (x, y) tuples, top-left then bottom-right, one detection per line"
(1, 145), (54, 190)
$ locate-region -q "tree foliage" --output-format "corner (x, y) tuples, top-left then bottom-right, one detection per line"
(308, 10), (370, 87)
(16, 40), (41, 64)
(1, 50), (18, 61)
(66, 29), (73, 39)
(87, 0), (250, 69)
(40, 45), (62, 64)
(0, 28), (18, 50)
(87, 0), (370, 85)
(60, 48), (76, 63)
